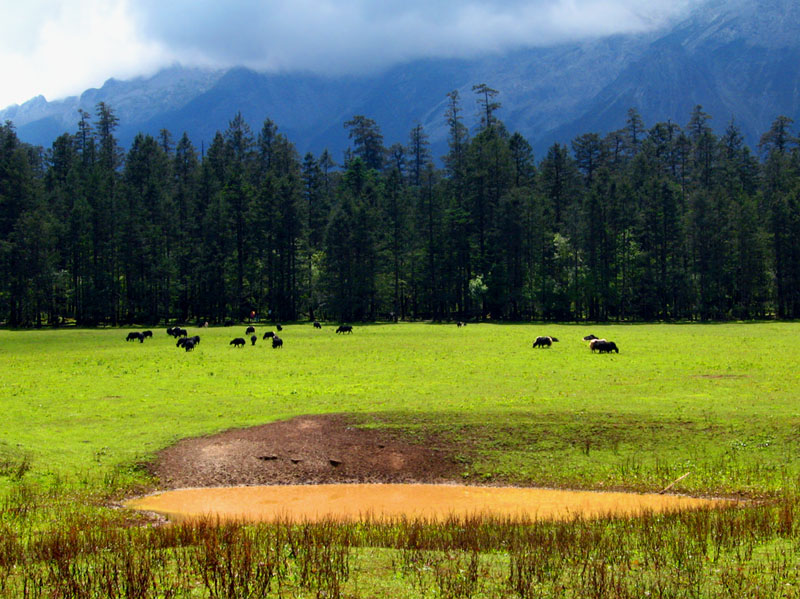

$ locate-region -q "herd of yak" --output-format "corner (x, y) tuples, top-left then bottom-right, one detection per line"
(532, 333), (620, 353)
(125, 323), (618, 354)
(124, 322), (355, 351)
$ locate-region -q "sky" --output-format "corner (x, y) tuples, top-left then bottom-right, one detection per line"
(1, 0), (702, 109)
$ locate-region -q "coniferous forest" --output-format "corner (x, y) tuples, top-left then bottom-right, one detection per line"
(1, 85), (799, 326)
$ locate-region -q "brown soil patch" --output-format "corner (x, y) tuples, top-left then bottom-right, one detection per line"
(150, 414), (461, 489)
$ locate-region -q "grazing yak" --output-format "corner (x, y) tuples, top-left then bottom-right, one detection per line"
(246, 325), (256, 335)
(182, 339), (196, 352)
(457, 321), (467, 327)
(313, 321), (322, 329)
(532, 336), (559, 348)
(336, 325), (353, 334)
(262, 331), (275, 339)
(126, 332), (144, 343)
(583, 334), (599, 341)
(230, 337), (246, 348)
(250, 335), (257, 346)
(594, 340), (619, 353)
(272, 335), (283, 349)
(276, 324), (283, 331)
(588, 338), (608, 352)
(141, 330), (153, 339)
(177, 336), (200, 349)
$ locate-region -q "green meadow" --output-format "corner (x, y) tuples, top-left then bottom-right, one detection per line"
(2, 322), (800, 597)
(2, 322), (800, 494)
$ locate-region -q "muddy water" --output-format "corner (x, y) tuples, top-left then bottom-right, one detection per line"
(127, 484), (720, 523)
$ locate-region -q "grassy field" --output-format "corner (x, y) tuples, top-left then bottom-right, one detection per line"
(1, 321), (799, 494)
(1, 322), (800, 597)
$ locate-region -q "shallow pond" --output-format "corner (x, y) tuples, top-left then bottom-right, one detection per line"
(127, 484), (721, 523)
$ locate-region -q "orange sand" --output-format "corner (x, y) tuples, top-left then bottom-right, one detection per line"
(127, 484), (720, 523)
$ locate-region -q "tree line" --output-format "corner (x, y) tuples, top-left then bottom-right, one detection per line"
(1, 86), (799, 326)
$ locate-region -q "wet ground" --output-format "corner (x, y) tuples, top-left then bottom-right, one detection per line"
(127, 483), (721, 523)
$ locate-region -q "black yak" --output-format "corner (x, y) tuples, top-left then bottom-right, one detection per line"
(230, 337), (246, 348)
(532, 336), (558, 348)
(583, 334), (598, 341)
(276, 324), (283, 331)
(183, 339), (196, 351)
(589, 338), (608, 352)
(246, 325), (256, 335)
(336, 325), (353, 334)
(126, 332), (143, 342)
(177, 336), (200, 349)
(263, 331), (275, 339)
(250, 335), (257, 346)
(141, 330), (153, 339)
(313, 321), (322, 329)
(595, 340), (619, 353)
(272, 335), (283, 349)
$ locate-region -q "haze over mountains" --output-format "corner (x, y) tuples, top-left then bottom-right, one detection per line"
(2, 0), (798, 159)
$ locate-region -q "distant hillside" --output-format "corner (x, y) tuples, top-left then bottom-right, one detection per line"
(3, 0), (799, 159)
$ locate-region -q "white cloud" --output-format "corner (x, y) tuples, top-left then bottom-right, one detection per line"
(129, 0), (698, 72)
(1, 0), (701, 108)
(0, 0), (169, 107)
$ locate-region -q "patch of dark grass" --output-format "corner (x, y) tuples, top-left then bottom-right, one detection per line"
(1, 482), (800, 597)
(349, 411), (800, 496)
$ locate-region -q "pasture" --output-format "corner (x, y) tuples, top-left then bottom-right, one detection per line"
(1, 322), (798, 493)
(1, 322), (800, 597)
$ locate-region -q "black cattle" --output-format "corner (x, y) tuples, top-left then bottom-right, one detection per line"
(276, 324), (283, 331)
(532, 336), (558, 348)
(246, 326), (256, 335)
(457, 321), (466, 327)
(595, 340), (619, 354)
(583, 334), (598, 341)
(190, 335), (201, 346)
(141, 330), (153, 339)
(336, 325), (353, 334)
(176, 337), (188, 348)
(313, 321), (322, 329)
(589, 338), (607, 352)
(250, 335), (257, 346)
(166, 326), (177, 336)
(272, 335), (283, 349)
(183, 339), (196, 352)
(126, 332), (143, 342)
(263, 331), (275, 339)
(230, 337), (246, 348)
(176, 328), (188, 338)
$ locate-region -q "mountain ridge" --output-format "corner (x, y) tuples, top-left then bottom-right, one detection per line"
(3, 0), (798, 158)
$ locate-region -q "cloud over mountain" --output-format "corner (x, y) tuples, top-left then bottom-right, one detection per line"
(131, 0), (698, 73)
(2, 0), (702, 107)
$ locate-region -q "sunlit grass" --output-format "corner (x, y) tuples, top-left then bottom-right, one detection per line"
(1, 322), (799, 495)
(2, 322), (800, 597)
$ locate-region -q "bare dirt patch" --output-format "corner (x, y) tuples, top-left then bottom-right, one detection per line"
(150, 414), (461, 489)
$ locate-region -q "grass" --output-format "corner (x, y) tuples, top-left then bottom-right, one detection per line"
(2, 321), (800, 597)
(1, 322), (799, 494)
